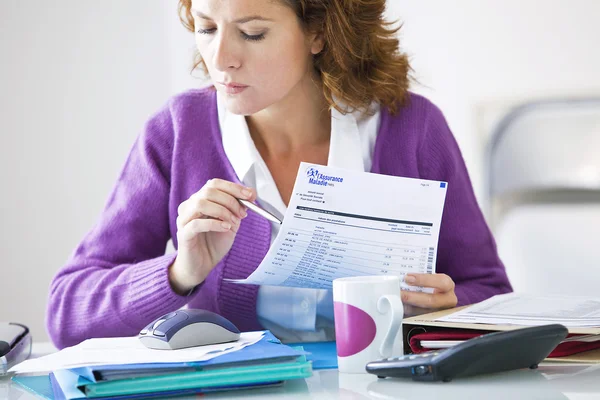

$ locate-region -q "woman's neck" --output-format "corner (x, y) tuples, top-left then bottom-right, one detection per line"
(246, 73), (331, 159)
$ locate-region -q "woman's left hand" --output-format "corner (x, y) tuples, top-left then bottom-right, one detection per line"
(401, 273), (458, 316)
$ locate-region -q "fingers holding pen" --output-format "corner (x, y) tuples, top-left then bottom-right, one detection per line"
(176, 179), (257, 231)
(178, 218), (234, 241)
(177, 199), (238, 230)
(204, 178), (257, 204)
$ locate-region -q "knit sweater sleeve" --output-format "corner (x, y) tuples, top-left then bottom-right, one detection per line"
(416, 99), (513, 306)
(46, 103), (189, 349)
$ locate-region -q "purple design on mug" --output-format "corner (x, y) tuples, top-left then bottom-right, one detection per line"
(334, 301), (377, 357)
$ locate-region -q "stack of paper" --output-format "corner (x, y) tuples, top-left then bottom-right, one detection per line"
(401, 294), (600, 363)
(10, 331), (266, 374)
(11, 331), (313, 399)
(438, 293), (600, 327)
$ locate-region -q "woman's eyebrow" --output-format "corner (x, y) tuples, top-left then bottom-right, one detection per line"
(191, 10), (274, 24)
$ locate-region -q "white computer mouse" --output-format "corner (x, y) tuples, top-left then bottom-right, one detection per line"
(138, 309), (241, 350)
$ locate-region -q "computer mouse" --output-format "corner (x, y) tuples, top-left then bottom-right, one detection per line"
(138, 309), (241, 350)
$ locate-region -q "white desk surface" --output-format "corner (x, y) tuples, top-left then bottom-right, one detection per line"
(2, 343), (600, 400)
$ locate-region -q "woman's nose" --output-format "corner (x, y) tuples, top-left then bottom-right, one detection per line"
(213, 36), (241, 71)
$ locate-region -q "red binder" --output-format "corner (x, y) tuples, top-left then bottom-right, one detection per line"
(408, 330), (600, 358)
(402, 306), (600, 363)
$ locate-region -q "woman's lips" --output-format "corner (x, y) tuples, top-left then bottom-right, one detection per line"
(219, 82), (249, 95)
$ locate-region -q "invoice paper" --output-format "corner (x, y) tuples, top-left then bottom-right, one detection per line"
(9, 332), (265, 374)
(438, 293), (600, 327)
(230, 162), (448, 292)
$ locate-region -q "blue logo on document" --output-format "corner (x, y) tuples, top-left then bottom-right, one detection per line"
(306, 167), (320, 179)
(305, 166), (344, 187)
(440, 182), (447, 188)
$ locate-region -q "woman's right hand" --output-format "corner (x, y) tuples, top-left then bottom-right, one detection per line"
(168, 179), (256, 294)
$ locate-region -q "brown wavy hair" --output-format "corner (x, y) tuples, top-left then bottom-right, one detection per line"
(178, 0), (412, 115)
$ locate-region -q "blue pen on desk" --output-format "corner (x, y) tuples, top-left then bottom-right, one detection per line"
(238, 199), (282, 224)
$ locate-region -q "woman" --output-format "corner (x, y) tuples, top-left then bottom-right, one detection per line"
(46, 0), (512, 349)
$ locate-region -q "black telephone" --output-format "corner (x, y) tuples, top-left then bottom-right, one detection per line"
(366, 324), (568, 382)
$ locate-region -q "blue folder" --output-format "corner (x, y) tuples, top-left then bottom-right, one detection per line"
(71, 331), (305, 383)
(49, 369), (287, 400)
(12, 371), (284, 400)
(11, 375), (55, 400)
(12, 337), (337, 399)
(288, 341), (337, 370)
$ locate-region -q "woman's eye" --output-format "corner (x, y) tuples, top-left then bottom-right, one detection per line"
(196, 28), (216, 35)
(241, 32), (266, 42)
(196, 27), (265, 42)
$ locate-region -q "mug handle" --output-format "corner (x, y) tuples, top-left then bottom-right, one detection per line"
(377, 294), (404, 358)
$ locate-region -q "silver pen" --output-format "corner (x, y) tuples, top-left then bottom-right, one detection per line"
(238, 199), (282, 225)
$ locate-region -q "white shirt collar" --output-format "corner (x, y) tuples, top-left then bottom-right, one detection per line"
(219, 92), (377, 188)
(328, 105), (366, 172)
(218, 93), (261, 185)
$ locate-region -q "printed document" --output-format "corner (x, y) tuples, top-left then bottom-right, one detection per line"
(438, 293), (600, 327)
(10, 331), (265, 374)
(230, 162), (448, 292)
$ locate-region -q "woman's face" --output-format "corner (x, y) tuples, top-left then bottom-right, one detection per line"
(191, 0), (321, 115)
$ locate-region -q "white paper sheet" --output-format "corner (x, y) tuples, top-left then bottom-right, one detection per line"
(9, 331), (265, 374)
(420, 334), (600, 350)
(230, 163), (448, 293)
(438, 293), (600, 327)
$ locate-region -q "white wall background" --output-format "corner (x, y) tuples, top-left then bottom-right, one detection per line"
(0, 1), (173, 342)
(387, 0), (600, 201)
(2, 1), (600, 342)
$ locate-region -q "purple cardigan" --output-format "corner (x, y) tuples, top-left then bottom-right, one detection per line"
(46, 89), (512, 349)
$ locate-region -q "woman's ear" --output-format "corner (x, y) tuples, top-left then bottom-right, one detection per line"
(310, 32), (325, 55)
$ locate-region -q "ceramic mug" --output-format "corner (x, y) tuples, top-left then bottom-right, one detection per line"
(333, 275), (404, 374)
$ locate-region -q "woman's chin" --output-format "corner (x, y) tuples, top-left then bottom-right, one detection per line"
(222, 96), (266, 116)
